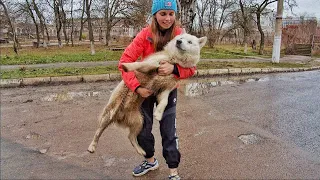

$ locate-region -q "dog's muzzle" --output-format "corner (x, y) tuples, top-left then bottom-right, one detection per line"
(176, 40), (185, 51)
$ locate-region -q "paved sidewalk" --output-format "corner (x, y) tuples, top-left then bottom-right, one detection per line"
(1, 55), (320, 88)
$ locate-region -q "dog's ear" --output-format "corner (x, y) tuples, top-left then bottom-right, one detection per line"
(199, 36), (207, 48)
(181, 28), (187, 34)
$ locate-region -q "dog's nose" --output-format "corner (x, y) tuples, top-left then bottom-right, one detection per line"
(176, 39), (182, 45)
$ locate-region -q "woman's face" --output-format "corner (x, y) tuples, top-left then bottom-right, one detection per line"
(155, 10), (176, 30)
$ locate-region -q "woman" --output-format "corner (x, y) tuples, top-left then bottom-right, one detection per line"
(118, 0), (196, 179)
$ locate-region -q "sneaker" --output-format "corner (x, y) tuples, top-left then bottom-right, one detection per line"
(132, 158), (159, 176)
(168, 174), (181, 180)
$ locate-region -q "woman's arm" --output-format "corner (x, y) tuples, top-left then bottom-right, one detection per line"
(118, 28), (147, 92)
(157, 61), (196, 79)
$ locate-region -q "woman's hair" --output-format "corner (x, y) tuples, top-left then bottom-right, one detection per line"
(150, 16), (178, 52)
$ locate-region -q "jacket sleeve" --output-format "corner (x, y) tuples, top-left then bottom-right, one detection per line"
(174, 65), (196, 79)
(118, 29), (146, 92)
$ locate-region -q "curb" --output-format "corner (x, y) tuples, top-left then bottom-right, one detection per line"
(1, 67), (320, 88)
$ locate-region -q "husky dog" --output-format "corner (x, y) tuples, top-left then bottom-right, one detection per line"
(88, 33), (207, 156)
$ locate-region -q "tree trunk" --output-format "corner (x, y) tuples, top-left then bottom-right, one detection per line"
(70, 0), (74, 46)
(86, 0), (95, 55)
(54, 0), (63, 47)
(243, 36), (248, 53)
(79, 0), (86, 41)
(44, 22), (50, 44)
(105, 26), (111, 46)
(60, 2), (69, 45)
(256, 12), (264, 55)
(32, 0), (47, 48)
(178, 0), (196, 33)
(0, 0), (20, 54)
(26, 0), (40, 48)
(239, 0), (250, 54)
(104, 0), (110, 46)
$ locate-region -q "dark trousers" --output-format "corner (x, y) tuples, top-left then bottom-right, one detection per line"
(137, 89), (181, 169)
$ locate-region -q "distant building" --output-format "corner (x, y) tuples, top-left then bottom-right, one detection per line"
(282, 17), (318, 45)
(282, 16), (318, 28)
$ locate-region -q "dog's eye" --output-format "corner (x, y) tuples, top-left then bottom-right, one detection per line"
(188, 41), (192, 44)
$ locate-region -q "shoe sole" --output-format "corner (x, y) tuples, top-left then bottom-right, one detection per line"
(132, 163), (159, 177)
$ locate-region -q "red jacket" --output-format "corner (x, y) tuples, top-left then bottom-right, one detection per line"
(118, 26), (196, 92)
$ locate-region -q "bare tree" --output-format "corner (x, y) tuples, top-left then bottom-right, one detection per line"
(0, 0), (20, 54)
(25, 0), (41, 48)
(216, 0), (237, 43)
(128, 0), (152, 30)
(101, 0), (132, 46)
(195, 0), (236, 47)
(70, 0), (74, 46)
(196, 0), (210, 36)
(32, 2), (46, 47)
(60, 1), (69, 45)
(237, 0), (254, 53)
(250, 0), (297, 55)
(250, 0), (277, 54)
(53, 0), (63, 47)
(85, 0), (95, 54)
(79, 0), (87, 41)
(31, 0), (48, 48)
(178, 0), (196, 33)
(35, 0), (51, 45)
(197, 0), (219, 47)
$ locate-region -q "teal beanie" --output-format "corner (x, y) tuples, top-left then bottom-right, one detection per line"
(151, 0), (177, 15)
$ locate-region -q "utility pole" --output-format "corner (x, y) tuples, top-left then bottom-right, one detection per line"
(271, 0), (284, 63)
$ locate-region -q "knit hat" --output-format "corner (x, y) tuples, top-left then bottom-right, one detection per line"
(151, 0), (177, 15)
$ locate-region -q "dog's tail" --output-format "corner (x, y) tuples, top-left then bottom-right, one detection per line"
(98, 81), (128, 124)
(98, 97), (123, 125)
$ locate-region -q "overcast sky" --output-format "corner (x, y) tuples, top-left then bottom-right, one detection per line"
(282, 0), (320, 19)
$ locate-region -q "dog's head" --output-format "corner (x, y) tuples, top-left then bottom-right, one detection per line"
(164, 32), (207, 67)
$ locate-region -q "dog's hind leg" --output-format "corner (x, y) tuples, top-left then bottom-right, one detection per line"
(154, 90), (171, 121)
(127, 112), (146, 156)
(122, 53), (169, 73)
(122, 61), (159, 73)
(88, 110), (113, 153)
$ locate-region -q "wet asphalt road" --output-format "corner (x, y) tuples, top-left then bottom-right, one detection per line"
(1, 70), (320, 179)
(1, 138), (108, 179)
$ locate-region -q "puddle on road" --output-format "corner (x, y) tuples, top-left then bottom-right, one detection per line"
(238, 133), (264, 145)
(181, 70), (320, 97)
(42, 91), (100, 102)
(181, 75), (270, 97)
(41, 75), (272, 101)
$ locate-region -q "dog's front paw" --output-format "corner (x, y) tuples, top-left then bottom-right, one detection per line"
(154, 111), (163, 121)
(121, 63), (129, 72)
(87, 143), (96, 153)
(137, 148), (146, 156)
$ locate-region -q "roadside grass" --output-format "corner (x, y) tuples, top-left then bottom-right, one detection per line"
(1, 44), (274, 65)
(0, 45), (123, 65)
(1, 44), (316, 79)
(0, 61), (311, 79)
(0, 66), (119, 79)
(201, 45), (272, 59)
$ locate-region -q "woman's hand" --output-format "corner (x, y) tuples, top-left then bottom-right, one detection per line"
(157, 61), (174, 76)
(136, 87), (153, 98)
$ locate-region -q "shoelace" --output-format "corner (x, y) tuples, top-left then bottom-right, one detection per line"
(169, 175), (180, 180)
(140, 160), (148, 167)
